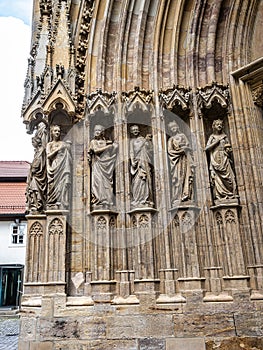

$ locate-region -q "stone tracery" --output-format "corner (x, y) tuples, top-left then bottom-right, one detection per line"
(20, 0), (263, 348)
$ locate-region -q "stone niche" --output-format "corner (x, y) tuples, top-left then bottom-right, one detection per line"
(20, 85), (263, 350)
(19, 0), (263, 348)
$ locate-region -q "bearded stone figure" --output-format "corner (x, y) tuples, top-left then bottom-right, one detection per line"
(167, 120), (195, 206)
(129, 125), (154, 208)
(46, 125), (72, 210)
(205, 119), (237, 201)
(26, 124), (47, 213)
(88, 124), (118, 209)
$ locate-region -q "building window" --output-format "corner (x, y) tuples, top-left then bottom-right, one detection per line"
(10, 223), (26, 245)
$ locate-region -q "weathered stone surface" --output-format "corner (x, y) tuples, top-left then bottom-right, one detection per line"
(39, 318), (80, 340)
(53, 339), (138, 349)
(166, 337), (205, 350)
(19, 317), (37, 342)
(106, 314), (174, 339)
(19, 0), (263, 349)
(39, 316), (108, 341)
(78, 317), (106, 339)
(30, 342), (53, 350)
(234, 311), (263, 337)
(18, 341), (30, 350)
(206, 337), (263, 350)
(138, 337), (165, 350)
(173, 313), (235, 338)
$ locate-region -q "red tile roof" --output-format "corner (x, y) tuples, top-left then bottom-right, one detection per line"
(0, 161), (30, 178)
(0, 182), (27, 214)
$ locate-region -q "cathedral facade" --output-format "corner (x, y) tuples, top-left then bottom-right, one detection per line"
(19, 0), (263, 349)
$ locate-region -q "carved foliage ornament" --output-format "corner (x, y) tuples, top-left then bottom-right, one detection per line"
(50, 0), (71, 46)
(76, 0), (95, 117)
(40, 0), (52, 17)
(251, 85), (263, 108)
(23, 1), (77, 127)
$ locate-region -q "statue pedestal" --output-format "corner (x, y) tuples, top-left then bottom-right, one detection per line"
(89, 210), (118, 281)
(210, 204), (245, 276)
(24, 214), (47, 289)
(157, 269), (186, 304)
(128, 207), (158, 280)
(90, 280), (116, 303)
(113, 270), (139, 304)
(247, 265), (263, 300)
(44, 210), (68, 287)
(169, 206), (201, 279)
(134, 278), (160, 306)
(222, 275), (250, 289)
(177, 277), (205, 292)
(23, 211), (68, 297)
(203, 267), (233, 302)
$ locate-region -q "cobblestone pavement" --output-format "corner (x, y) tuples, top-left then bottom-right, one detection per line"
(0, 316), (19, 350)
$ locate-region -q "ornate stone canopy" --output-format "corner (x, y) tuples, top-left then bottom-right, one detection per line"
(20, 1), (263, 349)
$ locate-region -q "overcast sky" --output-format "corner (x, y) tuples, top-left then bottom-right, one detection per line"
(0, 0), (34, 161)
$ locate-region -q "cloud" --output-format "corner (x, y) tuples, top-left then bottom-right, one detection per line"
(0, 0), (33, 25)
(0, 17), (33, 161)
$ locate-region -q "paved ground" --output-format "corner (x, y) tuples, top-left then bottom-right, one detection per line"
(0, 316), (19, 350)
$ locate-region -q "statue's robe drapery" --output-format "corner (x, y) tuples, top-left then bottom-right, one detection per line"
(206, 133), (237, 199)
(130, 136), (153, 207)
(168, 132), (194, 204)
(47, 141), (72, 209)
(88, 138), (117, 207)
(27, 145), (47, 212)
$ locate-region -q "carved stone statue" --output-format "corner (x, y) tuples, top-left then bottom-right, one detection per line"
(129, 125), (154, 208)
(205, 119), (237, 200)
(26, 124), (47, 213)
(88, 124), (118, 209)
(46, 125), (72, 210)
(167, 121), (194, 206)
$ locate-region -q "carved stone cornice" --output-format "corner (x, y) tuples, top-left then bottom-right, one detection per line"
(251, 85), (263, 108)
(159, 85), (191, 111)
(121, 86), (154, 112)
(196, 82), (230, 116)
(86, 89), (117, 115)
